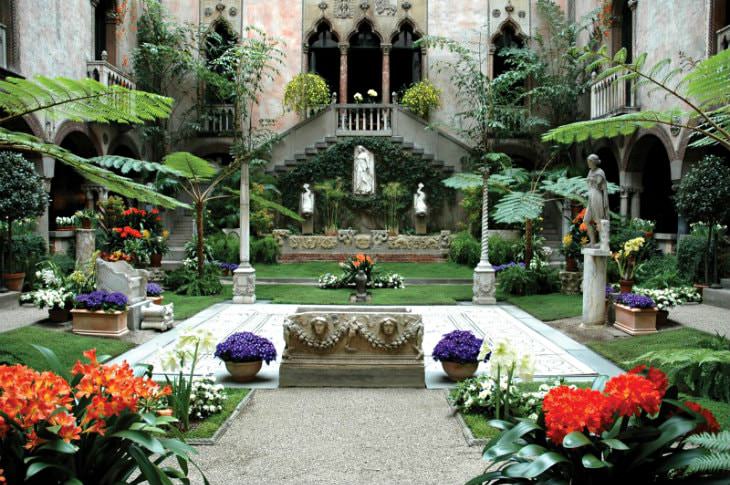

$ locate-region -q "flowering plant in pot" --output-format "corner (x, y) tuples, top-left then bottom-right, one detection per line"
(613, 236), (646, 293)
(432, 330), (488, 381)
(74, 209), (98, 229)
(614, 292), (658, 336)
(467, 366), (725, 484)
(215, 332), (277, 383)
(146, 282), (164, 305)
(71, 290), (129, 337)
(55, 215), (77, 231)
(339, 253), (376, 286)
(20, 261), (74, 322)
(560, 208), (589, 271)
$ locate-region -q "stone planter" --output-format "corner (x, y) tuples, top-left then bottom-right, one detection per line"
(71, 309), (129, 337)
(48, 304), (72, 323)
(613, 304), (658, 336)
(2, 272), (25, 292)
(619, 279), (635, 294)
(150, 253), (163, 268)
(224, 360), (263, 382)
(441, 361), (479, 382)
(559, 271), (582, 295)
(147, 295), (164, 305)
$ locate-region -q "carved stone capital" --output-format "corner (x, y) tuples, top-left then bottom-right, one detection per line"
(381, 43), (392, 55)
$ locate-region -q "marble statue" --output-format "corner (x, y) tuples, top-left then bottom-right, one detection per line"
(413, 183), (428, 216)
(585, 154), (610, 248)
(300, 183), (314, 216)
(353, 145), (375, 195)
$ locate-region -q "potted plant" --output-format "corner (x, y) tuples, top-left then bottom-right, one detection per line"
(0, 152), (48, 292)
(314, 178), (345, 236)
(74, 209), (98, 229)
(146, 234), (169, 268)
(634, 286), (701, 326)
(613, 236), (645, 293)
(55, 216), (77, 231)
(432, 330), (486, 381)
(146, 282), (164, 305)
(215, 331), (277, 382)
(613, 292), (658, 336)
(71, 290), (129, 337)
(561, 208), (588, 272)
(401, 80), (441, 119)
(20, 262), (74, 322)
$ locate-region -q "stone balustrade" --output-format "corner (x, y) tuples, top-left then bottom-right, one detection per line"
(201, 104), (235, 136)
(590, 71), (634, 119)
(86, 53), (135, 90)
(336, 104), (393, 136)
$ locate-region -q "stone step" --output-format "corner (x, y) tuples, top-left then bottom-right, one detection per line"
(721, 278), (730, 289)
(295, 153), (308, 161)
(702, 287), (730, 310)
(324, 136), (338, 144)
(315, 141), (329, 150)
(0, 291), (20, 310)
(390, 136), (404, 144)
(305, 147), (318, 155)
(161, 260), (183, 270)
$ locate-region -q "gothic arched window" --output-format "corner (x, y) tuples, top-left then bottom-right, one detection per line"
(308, 22), (340, 94)
(391, 23), (422, 95)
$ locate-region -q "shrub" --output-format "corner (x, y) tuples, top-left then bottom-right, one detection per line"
(10, 232), (47, 288)
(677, 233), (707, 282)
(488, 233), (517, 266)
(498, 264), (558, 296)
(401, 80), (441, 118)
(635, 254), (689, 289)
(251, 236), (279, 264)
(189, 377), (226, 420)
(208, 232), (240, 263)
(283, 73), (331, 115)
(449, 231), (481, 267)
(165, 264), (222, 296)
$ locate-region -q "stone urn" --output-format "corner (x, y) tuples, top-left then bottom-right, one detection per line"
(224, 360), (263, 383)
(613, 304), (658, 336)
(619, 279), (635, 294)
(2, 272), (25, 292)
(441, 361), (479, 382)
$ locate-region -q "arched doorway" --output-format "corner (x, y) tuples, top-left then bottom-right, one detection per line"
(492, 22), (525, 79)
(52, 132), (99, 229)
(596, 147), (621, 214)
(348, 22), (381, 102)
(628, 135), (676, 233)
(390, 22), (422, 96)
(308, 21), (340, 95)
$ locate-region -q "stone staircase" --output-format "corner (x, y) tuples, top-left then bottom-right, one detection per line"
(162, 209), (195, 270)
(703, 278), (730, 310)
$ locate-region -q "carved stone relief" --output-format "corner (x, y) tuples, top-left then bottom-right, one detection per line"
(333, 0), (353, 18)
(375, 0), (397, 15)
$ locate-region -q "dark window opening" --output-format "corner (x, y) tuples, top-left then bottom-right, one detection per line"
(391, 23), (422, 97)
(308, 22), (340, 95)
(205, 19), (239, 103)
(348, 23), (382, 103)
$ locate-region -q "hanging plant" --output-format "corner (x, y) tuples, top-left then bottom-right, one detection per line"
(283, 73), (331, 117)
(401, 80), (441, 119)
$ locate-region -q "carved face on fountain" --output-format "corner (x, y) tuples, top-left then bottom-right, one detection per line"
(311, 317), (329, 338)
(380, 318), (397, 338)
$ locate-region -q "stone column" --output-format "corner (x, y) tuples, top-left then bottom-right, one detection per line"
(339, 43), (349, 104)
(420, 46), (428, 80)
(619, 186), (630, 220)
(34, 156), (55, 247)
(630, 189), (641, 219)
(473, 168), (496, 305)
(381, 44), (391, 104)
(233, 160), (256, 304)
(581, 246), (611, 326)
(75, 229), (95, 268)
(302, 43), (310, 73)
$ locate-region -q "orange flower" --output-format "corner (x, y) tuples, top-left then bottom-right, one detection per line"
(628, 365), (669, 397)
(604, 373), (662, 417)
(579, 222), (588, 232)
(684, 401), (721, 434)
(573, 208), (587, 224)
(543, 386), (616, 444)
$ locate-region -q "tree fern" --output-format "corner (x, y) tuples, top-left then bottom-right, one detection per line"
(0, 76), (173, 125)
(89, 155), (183, 176)
(686, 432), (730, 475)
(689, 431), (730, 452)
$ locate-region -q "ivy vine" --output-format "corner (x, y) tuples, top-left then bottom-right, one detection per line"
(277, 137), (454, 230)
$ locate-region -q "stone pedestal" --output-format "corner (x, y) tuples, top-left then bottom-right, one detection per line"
(559, 271), (582, 295)
(581, 248), (610, 326)
(301, 216), (313, 235)
(415, 216), (427, 235)
(75, 229), (95, 268)
(233, 266), (256, 304)
(472, 264), (497, 305)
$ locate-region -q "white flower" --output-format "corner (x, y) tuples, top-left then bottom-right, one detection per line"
(353, 92), (363, 102)
(367, 89), (378, 98)
(160, 351), (180, 372)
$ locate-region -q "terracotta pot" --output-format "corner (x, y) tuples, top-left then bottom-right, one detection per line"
(147, 296), (164, 305)
(48, 304), (72, 323)
(441, 361), (479, 382)
(56, 226), (75, 232)
(693, 283), (708, 298)
(613, 303), (658, 336)
(2, 272), (25, 292)
(71, 309), (128, 337)
(656, 309), (669, 326)
(81, 219), (92, 230)
(565, 256), (578, 272)
(157, 408), (174, 417)
(224, 360), (263, 382)
(619, 279), (634, 294)
(150, 253), (163, 268)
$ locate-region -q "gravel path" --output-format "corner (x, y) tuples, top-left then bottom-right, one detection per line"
(0, 304), (48, 333)
(189, 389), (484, 485)
(668, 303), (730, 337)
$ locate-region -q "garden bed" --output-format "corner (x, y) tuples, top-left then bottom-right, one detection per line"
(256, 284), (472, 305)
(181, 388), (252, 445)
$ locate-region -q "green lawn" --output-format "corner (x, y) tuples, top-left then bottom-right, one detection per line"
(181, 388), (250, 440)
(461, 413), (501, 440)
(256, 284), (472, 305)
(254, 262), (472, 280)
(502, 293), (582, 321)
(0, 326), (135, 371)
(165, 286), (233, 320)
(587, 328), (730, 430)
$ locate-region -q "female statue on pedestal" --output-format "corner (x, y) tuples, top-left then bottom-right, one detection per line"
(585, 154), (610, 247)
(353, 145), (375, 195)
(413, 183), (428, 216)
(300, 183), (314, 216)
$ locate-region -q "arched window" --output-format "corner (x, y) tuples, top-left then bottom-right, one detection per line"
(348, 22), (382, 102)
(308, 22), (340, 94)
(492, 23), (524, 79)
(0, 0), (17, 70)
(609, 0), (633, 60)
(94, 0), (118, 63)
(205, 19), (238, 103)
(391, 23), (422, 95)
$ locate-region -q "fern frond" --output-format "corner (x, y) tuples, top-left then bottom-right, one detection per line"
(162, 152), (218, 181)
(0, 128), (186, 209)
(686, 452), (730, 474)
(493, 191), (544, 224)
(0, 76), (173, 124)
(542, 110), (681, 145)
(684, 48), (730, 111)
(89, 155), (183, 177)
(442, 172), (484, 189)
(688, 431), (730, 452)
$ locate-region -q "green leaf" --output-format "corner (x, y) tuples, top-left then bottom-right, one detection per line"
(601, 438), (630, 450)
(163, 152), (218, 181)
(112, 430), (166, 454)
(39, 439), (78, 454)
(581, 453), (609, 469)
(31, 345), (69, 381)
(563, 431), (593, 449)
(89, 155), (183, 177)
(503, 452), (570, 478)
(632, 416), (699, 466)
(442, 172), (483, 189)
(127, 445), (166, 485)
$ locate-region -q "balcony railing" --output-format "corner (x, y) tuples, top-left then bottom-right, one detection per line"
(590, 71), (636, 119)
(200, 104), (235, 136)
(336, 104), (393, 136)
(717, 24), (730, 53)
(86, 51), (135, 89)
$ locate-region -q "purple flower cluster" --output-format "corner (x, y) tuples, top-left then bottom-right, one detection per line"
(217, 262), (239, 272)
(432, 330), (485, 364)
(605, 284), (618, 297)
(74, 290), (128, 312)
(215, 332), (277, 364)
(146, 283), (163, 297)
(617, 293), (655, 309)
(493, 262), (526, 273)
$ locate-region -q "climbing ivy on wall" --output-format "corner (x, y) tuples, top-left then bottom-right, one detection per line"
(278, 137), (455, 230)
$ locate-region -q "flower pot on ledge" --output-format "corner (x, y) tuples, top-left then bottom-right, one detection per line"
(441, 361), (478, 381)
(147, 295), (164, 306)
(619, 279), (635, 294)
(613, 304), (658, 336)
(2, 272), (25, 292)
(150, 253), (163, 268)
(71, 309), (129, 337)
(224, 360), (263, 382)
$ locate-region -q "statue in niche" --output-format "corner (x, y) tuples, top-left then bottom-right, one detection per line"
(300, 183), (314, 216)
(413, 183), (428, 216)
(584, 154), (610, 248)
(353, 145), (375, 195)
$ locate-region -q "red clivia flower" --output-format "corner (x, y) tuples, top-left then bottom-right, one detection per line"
(628, 365), (669, 397)
(604, 373), (662, 417)
(151, 208), (159, 215)
(684, 401), (721, 434)
(573, 208), (587, 224)
(543, 386), (617, 444)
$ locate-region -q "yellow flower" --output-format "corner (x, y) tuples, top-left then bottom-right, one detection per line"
(562, 235), (573, 246)
(162, 229), (170, 238)
(142, 229), (151, 239)
(580, 236), (589, 245)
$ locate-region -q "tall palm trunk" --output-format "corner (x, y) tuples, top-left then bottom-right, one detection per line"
(195, 201), (205, 277)
(524, 219), (534, 268)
